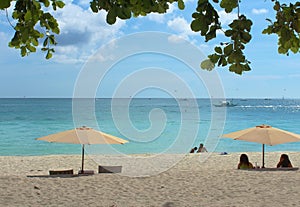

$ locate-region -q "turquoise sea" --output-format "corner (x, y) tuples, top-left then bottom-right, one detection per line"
(1, 98), (300, 156)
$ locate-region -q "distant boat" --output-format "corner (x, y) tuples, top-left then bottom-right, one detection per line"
(213, 100), (237, 107)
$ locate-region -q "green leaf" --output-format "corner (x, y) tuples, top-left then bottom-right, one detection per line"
(292, 20), (300, 33)
(117, 7), (131, 19)
(243, 20), (253, 32)
(21, 28), (29, 43)
(200, 59), (215, 71)
(43, 37), (49, 47)
(43, 0), (50, 7)
(224, 30), (233, 37)
(205, 31), (216, 42)
(262, 27), (272, 34)
(291, 46), (299, 53)
(24, 11), (32, 21)
(46, 50), (53, 59)
(220, 0), (238, 13)
(280, 27), (292, 43)
(208, 54), (220, 63)
(0, 0), (11, 9)
(274, 2), (280, 11)
(229, 63), (243, 75)
(241, 32), (252, 43)
(32, 38), (39, 46)
(191, 19), (202, 32)
(10, 32), (20, 46)
(52, 27), (60, 34)
(192, 13), (201, 19)
(90, 1), (98, 13)
(26, 44), (36, 52)
(56, 1), (65, 8)
(224, 44), (233, 56)
(49, 35), (56, 45)
(214, 46), (222, 54)
(12, 11), (19, 19)
(178, 0), (185, 10)
(107, 9), (117, 25)
(278, 46), (288, 54)
(21, 46), (27, 57)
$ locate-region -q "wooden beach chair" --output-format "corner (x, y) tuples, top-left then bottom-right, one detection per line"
(98, 165), (122, 173)
(49, 169), (74, 176)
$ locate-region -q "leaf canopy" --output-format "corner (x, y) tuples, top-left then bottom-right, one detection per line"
(2, 0), (300, 75)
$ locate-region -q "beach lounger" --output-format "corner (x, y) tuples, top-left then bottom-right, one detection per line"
(98, 165), (122, 173)
(49, 169), (74, 175)
(78, 170), (94, 175)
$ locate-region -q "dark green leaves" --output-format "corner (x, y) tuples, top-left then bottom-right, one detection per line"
(7, 0), (63, 59)
(90, 1), (98, 13)
(178, 0), (185, 10)
(4, 0), (300, 73)
(262, 1), (300, 55)
(91, 0), (176, 24)
(201, 14), (253, 75)
(220, 0), (238, 13)
(191, 0), (220, 42)
(0, 0), (11, 9)
(107, 8), (117, 24)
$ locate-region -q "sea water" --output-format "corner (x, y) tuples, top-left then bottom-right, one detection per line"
(0, 98), (300, 156)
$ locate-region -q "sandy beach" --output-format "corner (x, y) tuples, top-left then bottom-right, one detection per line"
(0, 152), (299, 207)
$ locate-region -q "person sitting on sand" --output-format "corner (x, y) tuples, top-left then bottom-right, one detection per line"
(277, 154), (293, 168)
(197, 143), (208, 153)
(190, 147), (197, 153)
(238, 154), (254, 169)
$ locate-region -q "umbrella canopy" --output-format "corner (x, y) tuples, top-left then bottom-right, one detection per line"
(222, 124), (300, 167)
(37, 126), (128, 173)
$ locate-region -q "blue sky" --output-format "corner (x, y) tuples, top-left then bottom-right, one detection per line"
(0, 0), (299, 98)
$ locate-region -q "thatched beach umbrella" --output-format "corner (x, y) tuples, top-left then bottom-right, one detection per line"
(36, 126), (128, 173)
(222, 124), (300, 168)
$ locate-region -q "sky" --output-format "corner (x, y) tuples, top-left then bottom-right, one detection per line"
(0, 0), (299, 99)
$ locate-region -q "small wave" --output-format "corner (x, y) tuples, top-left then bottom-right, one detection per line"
(238, 105), (300, 108)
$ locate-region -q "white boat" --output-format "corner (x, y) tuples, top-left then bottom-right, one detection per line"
(213, 100), (237, 107)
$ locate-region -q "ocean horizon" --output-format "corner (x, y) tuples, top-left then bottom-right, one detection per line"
(1, 98), (300, 156)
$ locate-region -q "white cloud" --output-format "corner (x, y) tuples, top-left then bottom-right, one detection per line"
(167, 34), (186, 44)
(218, 10), (237, 26)
(51, 2), (126, 63)
(148, 13), (165, 24)
(76, 0), (91, 7)
(167, 17), (195, 39)
(252, 8), (268, 15)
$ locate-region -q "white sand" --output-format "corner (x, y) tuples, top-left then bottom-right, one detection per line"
(0, 152), (300, 207)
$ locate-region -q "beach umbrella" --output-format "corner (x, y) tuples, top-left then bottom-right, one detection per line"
(36, 126), (128, 173)
(222, 124), (300, 168)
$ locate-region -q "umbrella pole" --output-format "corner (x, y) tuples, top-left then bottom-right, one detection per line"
(262, 144), (265, 168)
(81, 144), (85, 174)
